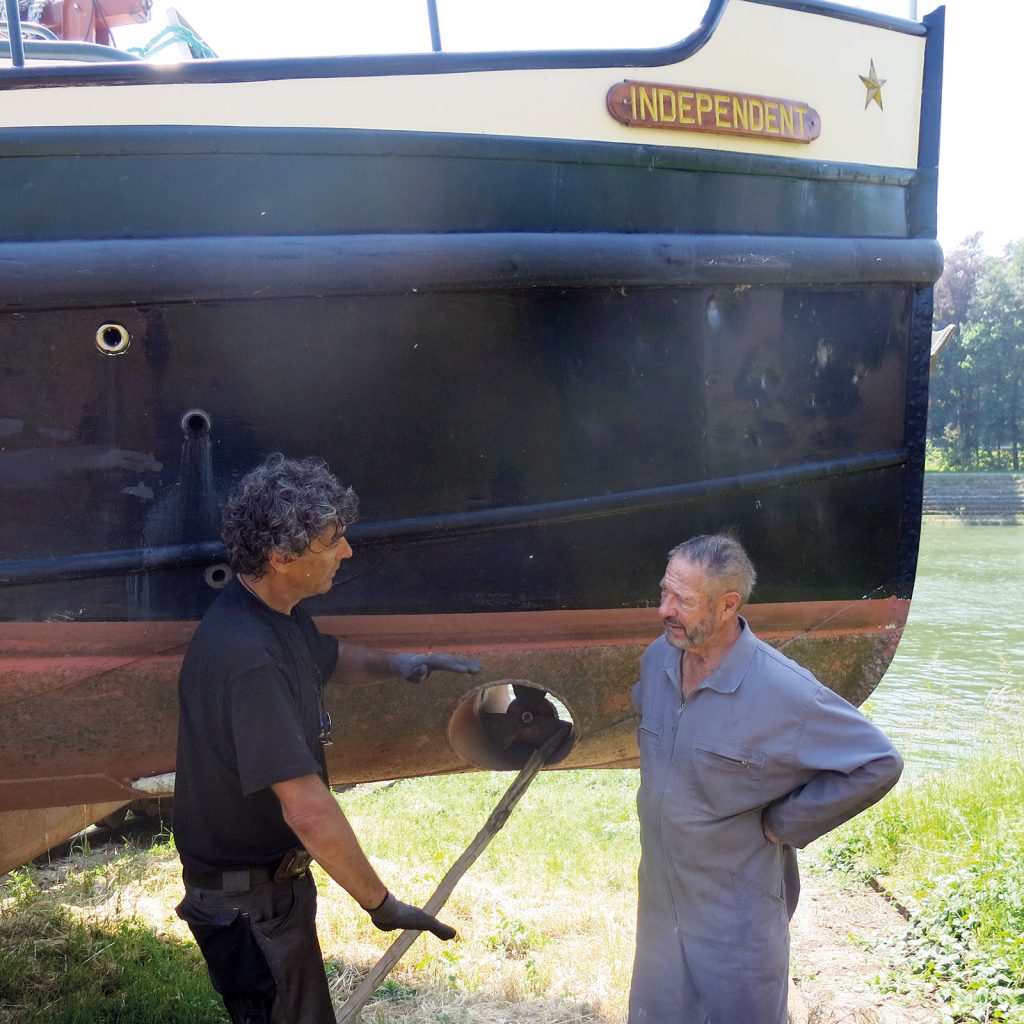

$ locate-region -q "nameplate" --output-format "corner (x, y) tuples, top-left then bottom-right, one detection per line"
(607, 80), (821, 144)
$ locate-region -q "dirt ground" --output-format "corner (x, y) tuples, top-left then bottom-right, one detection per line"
(788, 863), (939, 1024)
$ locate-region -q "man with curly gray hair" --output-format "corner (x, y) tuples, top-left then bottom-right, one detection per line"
(174, 454), (479, 1024)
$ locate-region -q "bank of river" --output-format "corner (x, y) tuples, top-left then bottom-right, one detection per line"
(868, 520), (1024, 773)
(792, 520), (1024, 1022)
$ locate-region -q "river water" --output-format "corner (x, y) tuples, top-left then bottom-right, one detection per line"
(867, 521), (1024, 773)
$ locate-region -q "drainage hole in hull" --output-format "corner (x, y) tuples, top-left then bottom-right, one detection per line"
(95, 323), (131, 356)
(204, 564), (233, 589)
(181, 409), (212, 437)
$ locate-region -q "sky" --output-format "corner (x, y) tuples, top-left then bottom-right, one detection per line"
(108, 0), (1019, 258)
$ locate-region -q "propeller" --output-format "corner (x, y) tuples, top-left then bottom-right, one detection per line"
(481, 684), (570, 755)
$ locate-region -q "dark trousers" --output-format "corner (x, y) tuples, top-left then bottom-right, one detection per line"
(176, 872), (335, 1024)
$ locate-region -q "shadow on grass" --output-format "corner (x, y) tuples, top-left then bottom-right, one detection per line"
(0, 902), (611, 1024)
(30, 803), (174, 873)
(0, 902), (226, 1024)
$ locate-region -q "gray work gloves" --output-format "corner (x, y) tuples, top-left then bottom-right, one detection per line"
(389, 652), (481, 684)
(368, 891), (457, 940)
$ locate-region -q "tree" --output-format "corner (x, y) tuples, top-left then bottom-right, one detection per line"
(960, 240), (1024, 470)
(929, 233), (992, 466)
(933, 231), (988, 326)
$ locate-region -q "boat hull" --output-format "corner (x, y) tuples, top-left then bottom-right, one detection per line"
(0, 0), (944, 871)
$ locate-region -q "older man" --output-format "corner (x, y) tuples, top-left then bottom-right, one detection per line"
(629, 534), (903, 1024)
(174, 454), (480, 1024)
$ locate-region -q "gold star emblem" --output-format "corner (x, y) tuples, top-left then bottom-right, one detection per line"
(859, 59), (886, 110)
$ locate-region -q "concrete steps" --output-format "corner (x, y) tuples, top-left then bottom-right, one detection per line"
(923, 472), (1024, 519)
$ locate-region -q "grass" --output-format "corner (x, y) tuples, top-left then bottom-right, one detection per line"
(0, 829), (222, 1024)
(924, 442), (1024, 473)
(318, 770), (641, 1020)
(11, 751), (1024, 1024)
(0, 770), (641, 1024)
(823, 711), (1024, 1023)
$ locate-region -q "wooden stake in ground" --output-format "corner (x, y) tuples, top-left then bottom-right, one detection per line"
(335, 730), (567, 1024)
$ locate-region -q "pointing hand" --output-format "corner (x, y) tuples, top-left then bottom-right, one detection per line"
(389, 652), (482, 684)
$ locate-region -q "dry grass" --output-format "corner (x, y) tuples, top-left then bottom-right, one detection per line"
(805, 1010), (883, 1024)
(313, 770), (638, 1022)
(0, 772), (637, 1024)
(0, 770), (899, 1024)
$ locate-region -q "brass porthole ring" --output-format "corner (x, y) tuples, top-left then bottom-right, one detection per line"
(95, 323), (131, 356)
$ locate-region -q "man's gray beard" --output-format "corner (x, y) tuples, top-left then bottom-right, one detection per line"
(663, 618), (715, 651)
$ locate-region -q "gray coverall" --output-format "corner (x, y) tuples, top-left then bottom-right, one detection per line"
(628, 618), (903, 1024)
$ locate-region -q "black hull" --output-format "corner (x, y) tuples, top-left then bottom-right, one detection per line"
(0, 132), (938, 623)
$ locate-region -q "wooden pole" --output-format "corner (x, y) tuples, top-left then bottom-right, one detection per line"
(335, 730), (566, 1024)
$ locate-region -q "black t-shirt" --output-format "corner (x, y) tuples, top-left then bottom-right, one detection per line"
(174, 577), (338, 876)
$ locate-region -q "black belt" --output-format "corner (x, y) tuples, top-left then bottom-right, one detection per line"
(185, 850), (312, 892)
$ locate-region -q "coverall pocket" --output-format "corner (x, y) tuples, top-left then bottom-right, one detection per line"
(727, 868), (790, 975)
(637, 723), (662, 754)
(176, 896), (276, 998)
(689, 734), (766, 817)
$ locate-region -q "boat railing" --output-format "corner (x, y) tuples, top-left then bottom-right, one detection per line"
(7, 21), (58, 41)
(0, 37), (140, 63)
